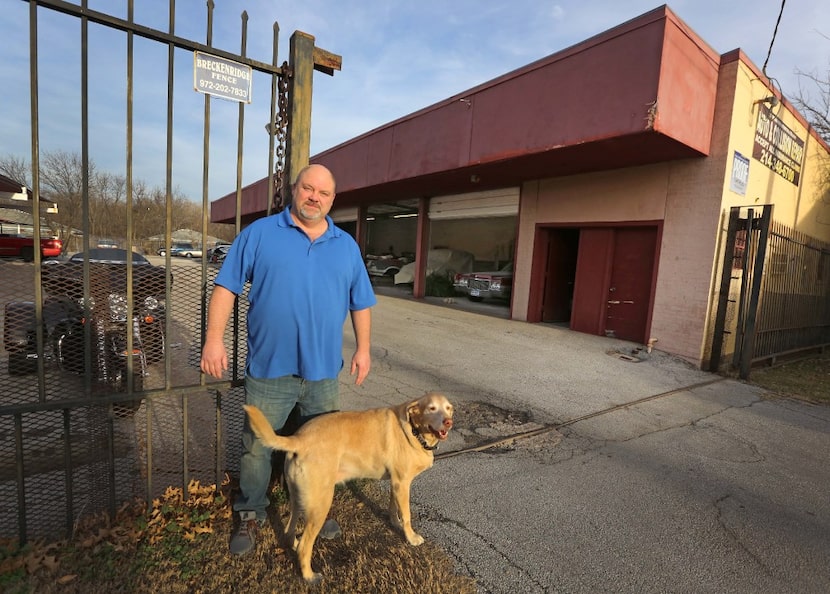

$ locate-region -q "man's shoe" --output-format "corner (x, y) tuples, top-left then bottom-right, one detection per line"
(319, 518), (342, 540)
(230, 511), (263, 556)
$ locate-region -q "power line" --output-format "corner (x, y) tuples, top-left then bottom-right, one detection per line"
(762, 0), (787, 76)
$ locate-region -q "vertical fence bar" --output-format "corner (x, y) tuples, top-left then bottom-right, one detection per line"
(15, 413), (27, 546)
(62, 408), (74, 538)
(266, 22), (280, 218)
(27, 0), (47, 404)
(125, 0), (136, 394)
(122, 0), (137, 511)
(215, 389), (223, 491)
(709, 207), (741, 371)
(199, 0), (217, 495)
(164, 0), (176, 395)
(106, 408), (116, 517)
(739, 205), (772, 379)
(733, 209), (755, 368)
(80, 0), (93, 397)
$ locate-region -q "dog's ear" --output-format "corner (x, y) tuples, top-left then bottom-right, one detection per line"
(405, 399), (421, 422)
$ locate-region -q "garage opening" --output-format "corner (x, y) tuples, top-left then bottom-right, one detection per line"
(539, 227), (580, 324)
(531, 224), (659, 344)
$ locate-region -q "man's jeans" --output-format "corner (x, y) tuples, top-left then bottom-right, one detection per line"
(234, 374), (339, 521)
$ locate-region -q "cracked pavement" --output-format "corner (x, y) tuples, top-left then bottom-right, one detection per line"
(340, 295), (830, 593)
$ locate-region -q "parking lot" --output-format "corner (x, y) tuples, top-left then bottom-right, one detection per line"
(339, 295), (830, 593)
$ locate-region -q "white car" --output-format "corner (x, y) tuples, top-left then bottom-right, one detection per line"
(366, 254), (412, 277)
(394, 249), (474, 284)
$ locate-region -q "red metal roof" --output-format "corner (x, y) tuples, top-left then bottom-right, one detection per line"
(212, 5), (721, 223)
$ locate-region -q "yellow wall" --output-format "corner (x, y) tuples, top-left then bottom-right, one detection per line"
(724, 61), (830, 239)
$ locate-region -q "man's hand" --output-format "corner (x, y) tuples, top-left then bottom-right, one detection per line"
(201, 339), (228, 379)
(350, 350), (371, 385)
(201, 285), (236, 379)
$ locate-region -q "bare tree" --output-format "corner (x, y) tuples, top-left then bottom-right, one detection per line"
(38, 150), (91, 250)
(90, 171), (128, 239)
(793, 68), (830, 142)
(792, 31), (830, 144)
(3, 150), (237, 247)
(0, 155), (31, 187)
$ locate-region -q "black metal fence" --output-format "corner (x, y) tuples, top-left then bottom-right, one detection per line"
(1, 0), (285, 545)
(752, 219), (830, 364)
(710, 205), (830, 376)
(0, 259), (250, 545)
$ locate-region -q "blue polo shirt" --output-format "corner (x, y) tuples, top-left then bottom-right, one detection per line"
(214, 207), (376, 380)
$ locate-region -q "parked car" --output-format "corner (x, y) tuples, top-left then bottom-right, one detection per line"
(96, 238), (118, 249)
(208, 244), (231, 264)
(170, 243), (202, 258)
(0, 234), (63, 261)
(453, 262), (513, 302)
(394, 249), (474, 285)
(4, 248), (169, 403)
(365, 253), (412, 277)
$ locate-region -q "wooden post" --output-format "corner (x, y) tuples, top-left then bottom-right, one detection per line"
(283, 31), (341, 200)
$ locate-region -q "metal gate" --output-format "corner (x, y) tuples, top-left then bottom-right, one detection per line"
(1, 0), (338, 544)
(709, 204), (830, 378)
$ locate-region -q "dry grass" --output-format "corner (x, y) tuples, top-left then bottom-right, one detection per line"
(0, 478), (477, 594)
(748, 351), (830, 404)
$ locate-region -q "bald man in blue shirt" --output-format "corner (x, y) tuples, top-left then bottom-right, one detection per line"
(201, 163), (376, 556)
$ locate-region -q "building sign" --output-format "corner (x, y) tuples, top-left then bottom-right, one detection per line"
(729, 151), (749, 195)
(193, 51), (252, 103)
(752, 104), (804, 186)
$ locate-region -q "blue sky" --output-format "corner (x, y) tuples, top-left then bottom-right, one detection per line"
(1, 0), (827, 204)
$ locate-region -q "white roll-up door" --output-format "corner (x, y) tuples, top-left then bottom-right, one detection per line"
(429, 187), (519, 220)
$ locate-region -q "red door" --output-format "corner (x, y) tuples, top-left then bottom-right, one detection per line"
(569, 226), (657, 343)
(570, 229), (614, 335)
(605, 227), (657, 343)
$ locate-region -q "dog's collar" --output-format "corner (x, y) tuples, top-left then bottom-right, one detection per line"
(410, 424), (438, 451)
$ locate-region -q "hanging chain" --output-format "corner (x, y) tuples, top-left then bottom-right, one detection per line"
(272, 61), (291, 212)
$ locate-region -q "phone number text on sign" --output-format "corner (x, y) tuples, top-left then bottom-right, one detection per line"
(193, 51), (252, 104)
(755, 147), (799, 184)
(197, 79), (249, 101)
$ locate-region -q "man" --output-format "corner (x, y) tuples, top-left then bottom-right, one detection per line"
(200, 163), (376, 555)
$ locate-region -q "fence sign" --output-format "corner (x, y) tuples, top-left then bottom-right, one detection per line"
(193, 51), (252, 103)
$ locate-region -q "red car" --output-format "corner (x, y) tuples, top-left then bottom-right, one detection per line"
(0, 235), (62, 261)
(453, 262), (513, 302)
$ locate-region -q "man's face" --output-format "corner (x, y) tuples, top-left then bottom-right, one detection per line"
(292, 166), (336, 223)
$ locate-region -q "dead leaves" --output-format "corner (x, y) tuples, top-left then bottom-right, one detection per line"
(1, 477), (232, 580)
(143, 479), (228, 545)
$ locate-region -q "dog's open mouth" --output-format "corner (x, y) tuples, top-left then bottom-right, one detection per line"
(429, 425), (451, 440)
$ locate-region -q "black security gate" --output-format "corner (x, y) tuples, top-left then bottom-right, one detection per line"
(1, 0), (338, 545)
(709, 204), (830, 378)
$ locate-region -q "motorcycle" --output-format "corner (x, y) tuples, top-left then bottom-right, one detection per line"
(3, 249), (168, 402)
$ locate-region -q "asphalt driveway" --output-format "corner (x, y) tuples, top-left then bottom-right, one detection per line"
(340, 295), (830, 593)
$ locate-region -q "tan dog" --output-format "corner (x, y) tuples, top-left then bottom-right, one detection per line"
(243, 391), (454, 583)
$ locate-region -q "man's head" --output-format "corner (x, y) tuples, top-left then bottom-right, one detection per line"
(290, 164), (336, 224)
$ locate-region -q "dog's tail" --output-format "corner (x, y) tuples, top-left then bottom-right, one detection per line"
(243, 404), (300, 453)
